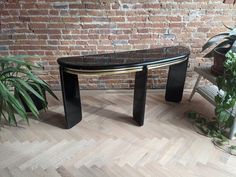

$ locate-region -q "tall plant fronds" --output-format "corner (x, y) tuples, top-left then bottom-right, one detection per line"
(0, 55), (58, 126)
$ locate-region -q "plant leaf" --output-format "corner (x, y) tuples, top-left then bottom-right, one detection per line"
(16, 87), (39, 118)
(202, 33), (229, 52)
(203, 40), (231, 58)
(223, 23), (233, 30)
(0, 81), (27, 119)
(16, 78), (45, 101)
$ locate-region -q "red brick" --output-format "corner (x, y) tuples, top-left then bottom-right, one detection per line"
(80, 17), (93, 22)
(49, 10), (59, 15)
(69, 4), (84, 9)
(110, 17), (125, 22)
(30, 17), (50, 22)
(28, 10), (48, 15)
(29, 23), (47, 29)
(4, 3), (20, 9)
(47, 24), (65, 29)
(143, 4), (161, 9)
(21, 3), (36, 9)
(34, 29), (61, 34)
(127, 17), (148, 22)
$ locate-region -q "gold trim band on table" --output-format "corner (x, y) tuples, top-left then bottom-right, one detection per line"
(64, 57), (188, 76)
(147, 58), (188, 70)
(65, 66), (143, 76)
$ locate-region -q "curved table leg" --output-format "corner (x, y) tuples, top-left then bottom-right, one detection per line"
(133, 67), (148, 126)
(60, 67), (82, 128)
(165, 59), (189, 103)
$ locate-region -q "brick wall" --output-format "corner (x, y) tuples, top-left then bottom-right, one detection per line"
(0, 0), (235, 90)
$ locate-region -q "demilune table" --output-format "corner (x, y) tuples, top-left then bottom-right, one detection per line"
(57, 46), (190, 129)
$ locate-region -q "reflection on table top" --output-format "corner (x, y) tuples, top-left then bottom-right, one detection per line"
(57, 46), (190, 70)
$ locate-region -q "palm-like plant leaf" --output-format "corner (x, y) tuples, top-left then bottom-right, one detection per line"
(16, 87), (39, 118)
(16, 78), (45, 101)
(223, 23), (233, 30)
(202, 33), (229, 52)
(203, 40), (232, 58)
(0, 55), (58, 126)
(202, 26), (236, 58)
(0, 81), (27, 124)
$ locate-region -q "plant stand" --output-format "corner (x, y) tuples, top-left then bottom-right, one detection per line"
(189, 66), (236, 139)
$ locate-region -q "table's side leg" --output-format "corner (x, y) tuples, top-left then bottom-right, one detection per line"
(133, 67), (148, 126)
(59, 66), (82, 129)
(165, 58), (189, 103)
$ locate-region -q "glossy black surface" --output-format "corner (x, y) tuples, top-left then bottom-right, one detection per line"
(165, 59), (188, 102)
(58, 46), (190, 129)
(60, 67), (82, 128)
(133, 67), (148, 126)
(57, 46), (190, 70)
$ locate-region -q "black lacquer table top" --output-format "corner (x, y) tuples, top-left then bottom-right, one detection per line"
(57, 46), (190, 70)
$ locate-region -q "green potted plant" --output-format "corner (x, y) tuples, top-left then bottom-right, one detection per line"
(202, 25), (236, 75)
(188, 50), (236, 155)
(0, 55), (58, 126)
(215, 51), (236, 140)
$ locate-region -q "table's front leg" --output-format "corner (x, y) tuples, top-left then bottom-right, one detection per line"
(59, 67), (82, 128)
(133, 67), (148, 126)
(165, 58), (189, 102)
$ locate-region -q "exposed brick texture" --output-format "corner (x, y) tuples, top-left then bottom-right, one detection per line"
(0, 0), (235, 90)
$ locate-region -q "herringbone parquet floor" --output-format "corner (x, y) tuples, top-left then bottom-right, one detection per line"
(1, 90), (236, 177)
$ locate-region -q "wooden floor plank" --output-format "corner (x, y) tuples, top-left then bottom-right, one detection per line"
(0, 90), (235, 177)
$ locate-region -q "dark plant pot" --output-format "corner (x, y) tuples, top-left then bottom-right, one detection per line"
(23, 92), (46, 112)
(20, 87), (47, 112)
(211, 47), (229, 76)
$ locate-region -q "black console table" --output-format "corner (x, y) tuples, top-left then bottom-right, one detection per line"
(57, 46), (190, 128)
